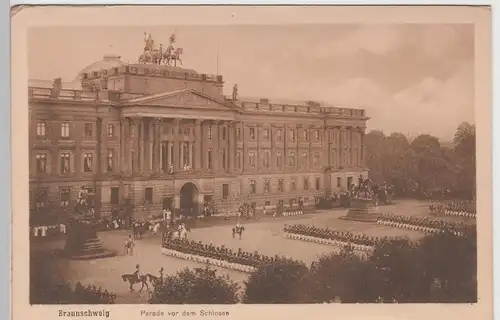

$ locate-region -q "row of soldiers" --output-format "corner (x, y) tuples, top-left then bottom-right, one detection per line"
(377, 213), (475, 235)
(162, 237), (301, 268)
(429, 200), (477, 215)
(283, 224), (400, 247)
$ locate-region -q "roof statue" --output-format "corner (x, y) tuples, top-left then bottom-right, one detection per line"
(232, 84), (238, 101)
(138, 32), (184, 67)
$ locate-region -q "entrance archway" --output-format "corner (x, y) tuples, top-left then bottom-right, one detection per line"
(180, 182), (198, 217)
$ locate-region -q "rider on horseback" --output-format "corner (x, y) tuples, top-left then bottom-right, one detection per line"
(133, 264), (141, 282)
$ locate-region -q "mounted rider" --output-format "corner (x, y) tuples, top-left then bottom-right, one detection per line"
(133, 264), (141, 281)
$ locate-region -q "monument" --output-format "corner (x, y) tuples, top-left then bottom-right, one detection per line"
(64, 188), (116, 260)
(339, 178), (390, 222)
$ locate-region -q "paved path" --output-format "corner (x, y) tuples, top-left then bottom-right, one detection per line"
(35, 199), (461, 304)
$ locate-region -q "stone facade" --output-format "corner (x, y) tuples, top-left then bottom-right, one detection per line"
(29, 62), (369, 222)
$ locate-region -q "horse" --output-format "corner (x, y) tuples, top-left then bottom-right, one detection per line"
(163, 49), (183, 67)
(146, 273), (163, 287)
(132, 221), (151, 239)
(121, 274), (149, 292)
(232, 226), (245, 240)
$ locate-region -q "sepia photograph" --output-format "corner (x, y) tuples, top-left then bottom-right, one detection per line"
(11, 5), (492, 317)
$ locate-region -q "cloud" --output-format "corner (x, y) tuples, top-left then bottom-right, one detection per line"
(311, 25), (403, 59)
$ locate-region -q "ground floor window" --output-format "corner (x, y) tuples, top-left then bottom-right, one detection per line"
(222, 184), (229, 200)
(144, 187), (153, 204)
(60, 188), (70, 207)
(110, 187), (119, 205)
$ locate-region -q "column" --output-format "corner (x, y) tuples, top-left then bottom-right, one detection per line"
(189, 142), (193, 168)
(228, 121), (235, 172)
(153, 118), (161, 173)
(132, 117), (141, 173)
(147, 119), (153, 172)
(173, 119), (180, 171)
(322, 126), (329, 169)
(139, 118), (145, 172)
(194, 120), (202, 170)
(360, 127), (366, 168)
(339, 126), (344, 167)
(213, 121), (220, 172)
(128, 119), (134, 173)
(120, 117), (128, 173)
(308, 126), (313, 170)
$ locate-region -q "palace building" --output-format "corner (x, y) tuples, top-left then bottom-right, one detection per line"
(29, 40), (369, 223)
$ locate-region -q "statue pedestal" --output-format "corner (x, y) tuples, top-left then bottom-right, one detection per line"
(64, 222), (116, 260)
(339, 198), (382, 223)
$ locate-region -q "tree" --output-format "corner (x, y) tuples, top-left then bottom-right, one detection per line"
(417, 230), (477, 302)
(308, 249), (379, 303)
(149, 265), (239, 304)
(369, 238), (432, 302)
(453, 122), (476, 199)
(243, 260), (311, 304)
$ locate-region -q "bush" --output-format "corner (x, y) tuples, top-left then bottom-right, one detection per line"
(243, 260), (311, 304)
(149, 265), (239, 304)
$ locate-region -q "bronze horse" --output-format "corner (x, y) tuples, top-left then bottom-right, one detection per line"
(121, 274), (149, 292)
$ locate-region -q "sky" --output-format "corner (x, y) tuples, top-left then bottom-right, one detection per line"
(28, 24), (475, 141)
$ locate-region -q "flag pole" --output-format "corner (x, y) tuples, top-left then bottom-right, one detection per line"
(216, 43), (219, 75)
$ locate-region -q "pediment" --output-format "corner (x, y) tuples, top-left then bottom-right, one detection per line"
(122, 89), (237, 111)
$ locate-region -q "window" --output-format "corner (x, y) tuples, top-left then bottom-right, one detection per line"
(263, 128), (270, 139)
(302, 152), (308, 167)
(208, 149), (213, 169)
(264, 179), (270, 193)
(276, 152), (283, 167)
(263, 151), (270, 168)
(304, 177), (309, 190)
(60, 188), (70, 207)
(289, 151), (296, 167)
(106, 124), (114, 137)
(107, 149), (114, 172)
(236, 152), (241, 169)
(249, 152), (256, 168)
(315, 130), (320, 140)
(337, 177), (341, 188)
(278, 178), (284, 192)
(249, 128), (256, 140)
(110, 187), (120, 205)
(61, 122), (70, 137)
(347, 176), (353, 189)
(83, 153), (93, 172)
(222, 127), (226, 140)
(145, 187), (153, 204)
(277, 129), (282, 140)
(208, 126), (212, 139)
(290, 129), (296, 141)
(303, 130), (309, 141)
(265, 201), (271, 206)
(236, 128), (241, 140)
(35, 153), (47, 173)
(291, 178), (296, 191)
(184, 128), (191, 136)
(316, 177), (321, 190)
(314, 152), (320, 166)
(222, 184), (229, 200)
(182, 142), (189, 167)
(84, 123), (93, 137)
(36, 191), (47, 209)
(36, 122), (46, 137)
(60, 152), (70, 174)
(250, 180), (256, 194)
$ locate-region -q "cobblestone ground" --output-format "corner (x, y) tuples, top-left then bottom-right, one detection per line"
(34, 199), (470, 304)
